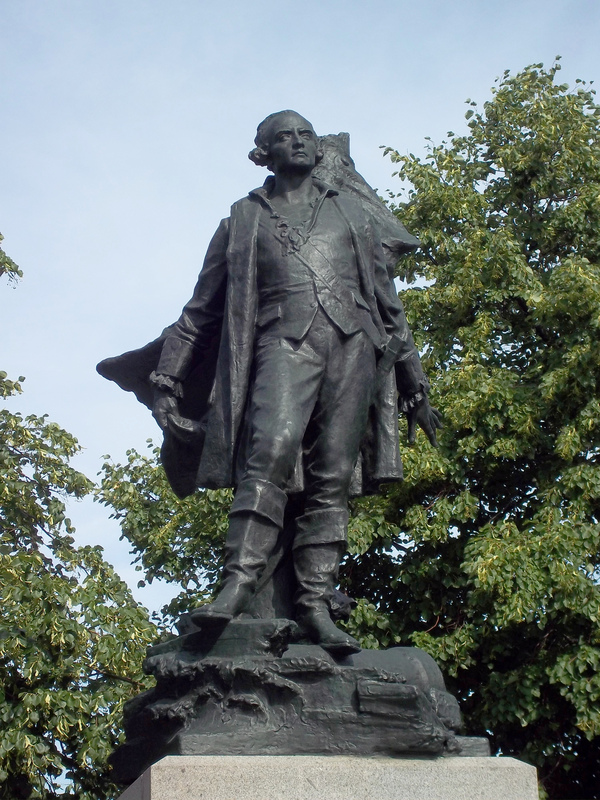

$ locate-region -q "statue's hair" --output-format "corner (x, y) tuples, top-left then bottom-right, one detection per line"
(248, 110), (322, 169)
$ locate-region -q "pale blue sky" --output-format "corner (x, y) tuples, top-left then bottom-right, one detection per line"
(2, 0), (599, 611)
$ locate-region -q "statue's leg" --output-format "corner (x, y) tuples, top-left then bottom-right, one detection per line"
(293, 510), (361, 656)
(293, 328), (376, 653)
(190, 479), (286, 625)
(194, 336), (323, 624)
(246, 494), (304, 620)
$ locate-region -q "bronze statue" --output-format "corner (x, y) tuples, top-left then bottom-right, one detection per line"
(97, 115), (491, 785)
(98, 111), (441, 657)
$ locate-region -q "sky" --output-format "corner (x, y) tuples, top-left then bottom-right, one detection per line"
(2, 0), (599, 613)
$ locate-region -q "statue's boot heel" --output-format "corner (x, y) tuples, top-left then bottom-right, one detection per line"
(299, 608), (361, 656)
(294, 539), (361, 657)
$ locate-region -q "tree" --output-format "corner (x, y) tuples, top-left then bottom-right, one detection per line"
(0, 232), (22, 283)
(356, 59), (599, 799)
(1, 252), (158, 799)
(0, 373), (158, 800)
(97, 61), (600, 799)
(97, 445), (232, 626)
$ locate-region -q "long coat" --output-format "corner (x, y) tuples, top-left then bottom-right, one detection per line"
(98, 182), (427, 499)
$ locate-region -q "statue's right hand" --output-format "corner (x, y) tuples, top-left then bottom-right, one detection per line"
(152, 391), (179, 432)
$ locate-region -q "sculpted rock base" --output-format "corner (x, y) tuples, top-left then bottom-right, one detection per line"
(111, 619), (487, 785)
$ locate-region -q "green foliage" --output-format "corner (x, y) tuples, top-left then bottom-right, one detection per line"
(0, 372), (158, 799)
(346, 59), (600, 799)
(0, 232), (22, 283)
(97, 447), (232, 625)
(94, 61), (600, 799)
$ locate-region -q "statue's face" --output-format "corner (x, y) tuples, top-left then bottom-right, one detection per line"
(264, 112), (318, 175)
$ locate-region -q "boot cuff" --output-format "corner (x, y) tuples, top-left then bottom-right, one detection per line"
(230, 478), (287, 527)
(293, 507), (349, 550)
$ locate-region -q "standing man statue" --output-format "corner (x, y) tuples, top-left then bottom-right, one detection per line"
(98, 111), (441, 657)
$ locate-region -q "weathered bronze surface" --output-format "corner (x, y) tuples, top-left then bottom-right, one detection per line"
(97, 113), (474, 783)
(110, 619), (486, 785)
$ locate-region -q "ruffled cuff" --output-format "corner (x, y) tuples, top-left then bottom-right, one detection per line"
(149, 371), (183, 398)
(398, 377), (430, 414)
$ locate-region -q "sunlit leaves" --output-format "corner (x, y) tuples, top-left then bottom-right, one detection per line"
(96, 447), (232, 624)
(0, 373), (157, 800)
(0, 232), (21, 284)
(367, 61), (600, 798)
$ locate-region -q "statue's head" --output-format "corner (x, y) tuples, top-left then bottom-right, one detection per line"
(249, 110), (323, 173)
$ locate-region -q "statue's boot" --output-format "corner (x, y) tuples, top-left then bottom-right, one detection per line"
(191, 479), (286, 627)
(293, 510), (361, 656)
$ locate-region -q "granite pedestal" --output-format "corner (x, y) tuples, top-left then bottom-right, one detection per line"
(118, 755), (539, 800)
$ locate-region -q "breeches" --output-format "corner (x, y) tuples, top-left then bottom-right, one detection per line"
(239, 309), (377, 520)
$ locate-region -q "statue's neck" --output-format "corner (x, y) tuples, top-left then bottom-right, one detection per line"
(268, 170), (317, 207)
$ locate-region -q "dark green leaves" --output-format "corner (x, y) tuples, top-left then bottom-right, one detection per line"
(0, 373), (157, 800)
(96, 446), (232, 625)
(363, 61), (600, 799)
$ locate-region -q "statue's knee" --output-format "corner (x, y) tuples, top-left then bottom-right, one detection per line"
(248, 429), (299, 483)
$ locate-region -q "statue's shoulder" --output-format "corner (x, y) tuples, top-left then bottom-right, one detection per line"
(229, 189), (264, 219)
(331, 187), (376, 227)
(230, 194), (253, 210)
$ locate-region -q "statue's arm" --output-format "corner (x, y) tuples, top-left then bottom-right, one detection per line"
(371, 226), (427, 394)
(372, 225), (442, 447)
(152, 218), (229, 430)
(155, 217), (229, 383)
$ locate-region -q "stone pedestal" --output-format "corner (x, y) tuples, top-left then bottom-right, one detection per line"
(118, 755), (539, 800)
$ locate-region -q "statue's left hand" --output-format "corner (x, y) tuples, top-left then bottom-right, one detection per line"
(406, 398), (443, 447)
(153, 391), (179, 432)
